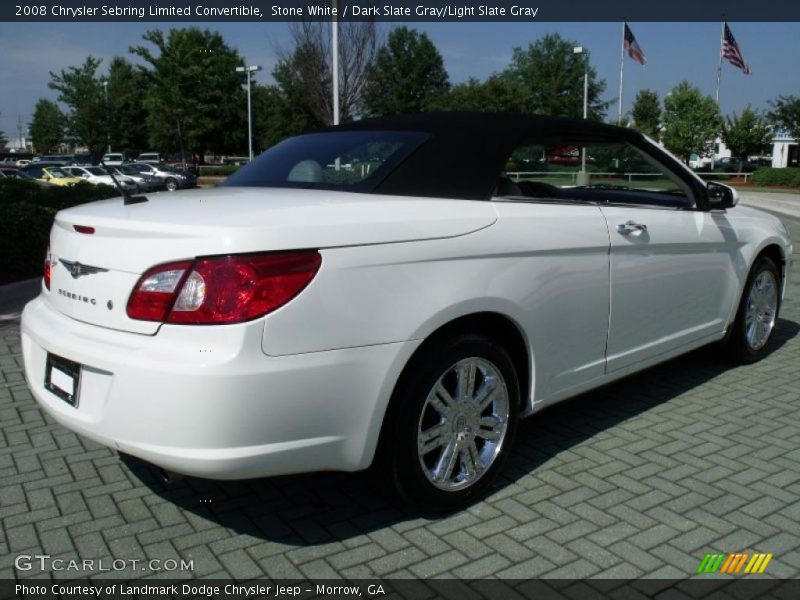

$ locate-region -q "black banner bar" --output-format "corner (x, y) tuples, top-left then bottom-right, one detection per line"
(2, 0), (800, 22)
(3, 580), (800, 600)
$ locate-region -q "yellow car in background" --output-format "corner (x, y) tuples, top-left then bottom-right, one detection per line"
(40, 167), (81, 186)
(21, 163), (81, 187)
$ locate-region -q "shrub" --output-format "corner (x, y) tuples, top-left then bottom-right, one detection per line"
(0, 180), (122, 281)
(0, 179), (122, 211)
(749, 167), (800, 187)
(0, 202), (56, 280)
(197, 164), (242, 177)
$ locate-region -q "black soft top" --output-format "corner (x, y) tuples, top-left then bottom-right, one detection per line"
(315, 112), (646, 200)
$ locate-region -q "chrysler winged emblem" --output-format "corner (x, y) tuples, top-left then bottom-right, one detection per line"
(59, 259), (109, 279)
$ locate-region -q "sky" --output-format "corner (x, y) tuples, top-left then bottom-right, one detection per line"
(1, 20), (799, 142)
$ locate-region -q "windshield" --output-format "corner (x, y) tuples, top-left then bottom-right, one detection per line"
(45, 168), (70, 178)
(224, 130), (429, 191)
(86, 167), (106, 175)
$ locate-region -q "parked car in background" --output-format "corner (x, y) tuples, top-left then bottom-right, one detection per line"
(21, 163), (81, 186)
(112, 164), (164, 192)
(714, 157), (760, 172)
(64, 166), (137, 194)
(135, 152), (162, 165)
(101, 153), (126, 166)
(39, 154), (73, 165)
(71, 154), (92, 166)
(124, 162), (196, 191)
(20, 113), (792, 510)
(0, 166), (56, 186)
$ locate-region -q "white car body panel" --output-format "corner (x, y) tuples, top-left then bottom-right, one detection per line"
(20, 121), (792, 482)
(47, 189), (496, 334)
(21, 190), (791, 479)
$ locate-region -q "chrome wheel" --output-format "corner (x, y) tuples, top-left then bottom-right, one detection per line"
(417, 357), (510, 491)
(744, 270), (778, 351)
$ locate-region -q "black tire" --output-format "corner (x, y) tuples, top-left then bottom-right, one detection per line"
(165, 177), (178, 191)
(380, 333), (520, 511)
(727, 256), (781, 364)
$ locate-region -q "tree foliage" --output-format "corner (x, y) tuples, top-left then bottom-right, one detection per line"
(106, 57), (150, 157)
(251, 82), (322, 151)
(49, 56), (107, 156)
(721, 106), (772, 161)
(0, 115), (8, 148)
(276, 21), (378, 125)
(768, 95), (800, 138)
(630, 89), (661, 139)
(501, 34), (609, 119)
(131, 28), (245, 160)
(361, 27), (449, 117)
(29, 99), (65, 152)
(662, 81), (721, 163)
(441, 76), (526, 113)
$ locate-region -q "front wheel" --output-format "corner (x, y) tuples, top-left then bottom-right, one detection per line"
(165, 177), (178, 191)
(382, 334), (520, 511)
(727, 256), (781, 363)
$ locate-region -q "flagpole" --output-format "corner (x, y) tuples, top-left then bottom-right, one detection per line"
(618, 20), (625, 125)
(715, 19), (724, 106)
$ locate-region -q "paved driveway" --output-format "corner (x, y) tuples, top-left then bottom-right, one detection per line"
(1, 212), (799, 581)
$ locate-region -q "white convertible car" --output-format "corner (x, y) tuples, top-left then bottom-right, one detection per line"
(21, 113), (791, 509)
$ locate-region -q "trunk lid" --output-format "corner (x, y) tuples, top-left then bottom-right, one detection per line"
(47, 187), (497, 334)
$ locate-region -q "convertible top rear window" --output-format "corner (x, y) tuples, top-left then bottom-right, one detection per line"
(223, 130), (429, 192)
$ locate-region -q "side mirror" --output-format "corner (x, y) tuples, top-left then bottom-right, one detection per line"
(706, 181), (738, 210)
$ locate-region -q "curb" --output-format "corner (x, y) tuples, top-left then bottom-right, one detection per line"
(0, 277), (40, 320)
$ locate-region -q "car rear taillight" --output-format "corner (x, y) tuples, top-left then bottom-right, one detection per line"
(126, 252), (321, 325)
(44, 246), (52, 290)
(126, 260), (193, 321)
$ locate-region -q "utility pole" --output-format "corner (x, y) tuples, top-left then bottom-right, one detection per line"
(236, 64), (262, 161)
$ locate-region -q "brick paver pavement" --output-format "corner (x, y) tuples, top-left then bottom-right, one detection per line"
(1, 216), (799, 581)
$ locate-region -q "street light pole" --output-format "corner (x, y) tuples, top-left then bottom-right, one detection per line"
(103, 80), (110, 153)
(573, 46), (590, 182)
(236, 64), (262, 161)
(332, 0), (339, 126)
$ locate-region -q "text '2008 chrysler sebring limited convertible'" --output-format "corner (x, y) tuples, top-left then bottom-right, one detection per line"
(22, 113), (792, 509)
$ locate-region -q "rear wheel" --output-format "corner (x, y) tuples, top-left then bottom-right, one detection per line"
(728, 256), (781, 363)
(382, 334), (519, 511)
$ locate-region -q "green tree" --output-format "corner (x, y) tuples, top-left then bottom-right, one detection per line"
(501, 34), (610, 119)
(361, 27), (449, 117)
(131, 28), (245, 160)
(271, 42), (330, 133)
(630, 89), (661, 138)
(251, 82), (322, 151)
(662, 81), (721, 163)
(768, 95), (800, 138)
(29, 99), (65, 152)
(49, 56), (106, 156)
(721, 106), (772, 162)
(106, 57), (150, 157)
(440, 76), (527, 112)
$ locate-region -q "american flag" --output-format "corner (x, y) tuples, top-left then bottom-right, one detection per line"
(624, 23), (646, 65)
(722, 23), (751, 75)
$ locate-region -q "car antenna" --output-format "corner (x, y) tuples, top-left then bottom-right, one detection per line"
(101, 160), (148, 205)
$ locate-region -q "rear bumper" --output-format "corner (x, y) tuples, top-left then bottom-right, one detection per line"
(21, 295), (419, 479)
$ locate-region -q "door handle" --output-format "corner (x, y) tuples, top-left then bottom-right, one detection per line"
(616, 221), (648, 234)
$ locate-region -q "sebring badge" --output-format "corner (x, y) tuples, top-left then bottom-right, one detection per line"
(59, 259), (108, 279)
